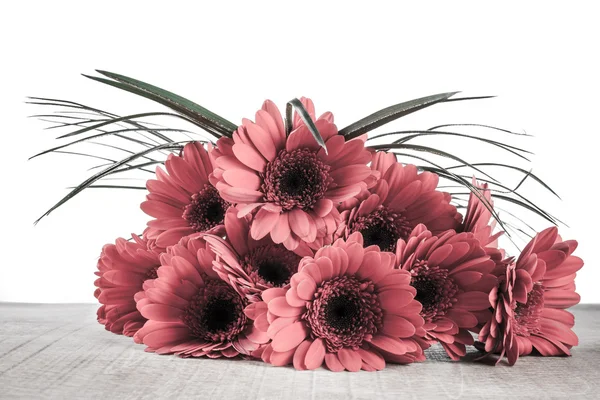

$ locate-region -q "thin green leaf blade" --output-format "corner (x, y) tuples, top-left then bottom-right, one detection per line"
(287, 98), (327, 154)
(93, 70), (237, 136)
(340, 92), (459, 139)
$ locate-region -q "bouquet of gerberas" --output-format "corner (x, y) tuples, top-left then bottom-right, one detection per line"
(30, 71), (583, 370)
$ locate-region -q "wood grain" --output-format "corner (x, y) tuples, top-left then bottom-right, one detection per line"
(0, 303), (598, 399)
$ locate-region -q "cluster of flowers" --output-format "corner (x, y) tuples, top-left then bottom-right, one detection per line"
(95, 98), (583, 371)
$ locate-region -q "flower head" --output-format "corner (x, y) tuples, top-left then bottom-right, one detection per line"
(251, 233), (425, 371)
(395, 224), (498, 360)
(478, 227), (583, 365)
(94, 234), (161, 336)
(134, 234), (269, 358)
(337, 152), (462, 252)
(205, 208), (311, 301)
(141, 142), (230, 248)
(210, 98), (372, 251)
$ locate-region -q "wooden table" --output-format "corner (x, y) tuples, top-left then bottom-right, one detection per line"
(0, 303), (598, 399)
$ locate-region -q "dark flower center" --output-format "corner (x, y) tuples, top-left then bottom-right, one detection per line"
(350, 206), (412, 252)
(243, 245), (301, 288)
(145, 266), (160, 281)
(262, 149), (331, 211)
(183, 184), (230, 232)
(323, 295), (361, 330)
(303, 276), (382, 352)
(183, 280), (247, 342)
(410, 260), (459, 322)
(513, 283), (545, 336)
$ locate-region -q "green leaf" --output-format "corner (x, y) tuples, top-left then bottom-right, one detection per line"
(339, 92), (458, 140)
(367, 130), (532, 161)
(29, 128), (184, 160)
(90, 71), (237, 137)
(427, 123), (532, 137)
(286, 98), (327, 154)
(34, 142), (187, 224)
(368, 143), (498, 183)
(446, 163), (560, 199)
(443, 95), (496, 102)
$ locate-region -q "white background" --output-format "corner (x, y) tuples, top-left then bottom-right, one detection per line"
(1, 1), (598, 303)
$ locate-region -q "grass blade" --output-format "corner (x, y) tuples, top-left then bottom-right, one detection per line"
(368, 143), (498, 183)
(286, 98), (327, 153)
(340, 92), (458, 140)
(91, 71), (237, 137)
(34, 142), (187, 224)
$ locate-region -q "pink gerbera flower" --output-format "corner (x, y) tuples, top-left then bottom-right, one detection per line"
(336, 152), (462, 252)
(249, 233), (426, 371)
(94, 233), (161, 336)
(210, 98), (372, 251)
(395, 224), (498, 360)
(478, 227), (583, 365)
(134, 234), (269, 358)
(205, 208), (310, 302)
(141, 142), (230, 248)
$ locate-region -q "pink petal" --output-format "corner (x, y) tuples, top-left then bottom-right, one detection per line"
(289, 209), (310, 238)
(271, 213), (291, 243)
(271, 321), (310, 352)
(370, 334), (408, 356)
(222, 168), (261, 190)
(245, 122), (277, 161)
(455, 292), (492, 311)
(337, 348), (362, 372)
(220, 186), (264, 203)
(236, 203), (262, 217)
(330, 165), (372, 186)
(232, 143), (266, 171)
(378, 290), (415, 313)
(140, 304), (183, 322)
(357, 348), (385, 371)
(269, 348), (296, 366)
(293, 340), (312, 370)
(324, 353), (345, 372)
(262, 288), (287, 303)
(268, 296), (304, 317)
(382, 314), (416, 338)
(325, 185), (362, 203)
(304, 338), (326, 370)
(313, 199), (334, 218)
(251, 208), (280, 240)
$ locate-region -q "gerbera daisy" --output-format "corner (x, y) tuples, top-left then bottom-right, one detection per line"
(336, 152), (462, 252)
(478, 227), (583, 365)
(205, 208), (311, 302)
(94, 233), (161, 336)
(210, 98), (372, 251)
(395, 224), (498, 360)
(134, 234), (269, 358)
(250, 233), (426, 371)
(141, 142), (230, 248)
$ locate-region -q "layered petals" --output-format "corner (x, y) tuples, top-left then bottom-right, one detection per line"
(134, 234), (268, 358)
(95, 234), (161, 336)
(211, 99), (371, 251)
(206, 208), (310, 302)
(337, 152), (462, 252)
(142, 142), (230, 247)
(395, 224), (498, 360)
(251, 233), (425, 371)
(478, 227), (583, 365)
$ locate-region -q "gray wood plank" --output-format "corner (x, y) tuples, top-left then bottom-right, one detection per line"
(0, 303), (598, 399)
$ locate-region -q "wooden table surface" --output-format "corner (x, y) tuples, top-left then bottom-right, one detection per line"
(0, 303), (598, 399)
